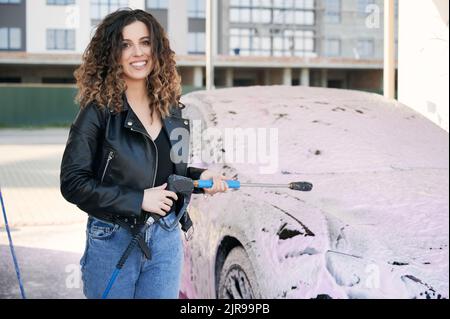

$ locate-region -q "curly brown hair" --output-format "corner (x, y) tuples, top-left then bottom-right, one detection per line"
(74, 8), (181, 117)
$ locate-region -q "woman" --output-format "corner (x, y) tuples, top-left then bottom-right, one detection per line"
(60, 8), (228, 299)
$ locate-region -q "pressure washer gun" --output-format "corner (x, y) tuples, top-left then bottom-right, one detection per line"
(159, 174), (195, 233)
(102, 174), (313, 298)
(163, 175), (313, 233)
(194, 179), (313, 192)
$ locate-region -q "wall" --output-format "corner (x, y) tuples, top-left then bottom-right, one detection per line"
(398, 0), (449, 131)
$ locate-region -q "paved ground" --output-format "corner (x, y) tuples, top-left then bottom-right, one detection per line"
(0, 128), (86, 226)
(0, 128), (87, 299)
(0, 224), (86, 299)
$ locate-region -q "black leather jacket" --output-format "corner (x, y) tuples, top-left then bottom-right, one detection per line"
(60, 95), (205, 232)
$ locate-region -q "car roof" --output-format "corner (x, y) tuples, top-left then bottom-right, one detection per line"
(182, 85), (448, 175)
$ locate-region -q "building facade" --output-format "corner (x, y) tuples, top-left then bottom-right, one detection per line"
(0, 0), (397, 92)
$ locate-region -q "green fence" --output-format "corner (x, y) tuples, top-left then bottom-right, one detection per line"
(0, 85), (79, 128)
(0, 84), (206, 128)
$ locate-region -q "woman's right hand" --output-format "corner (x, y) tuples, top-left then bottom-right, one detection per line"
(141, 183), (178, 217)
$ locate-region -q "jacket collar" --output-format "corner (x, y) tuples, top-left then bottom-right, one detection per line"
(119, 94), (190, 171)
(121, 93), (189, 140)
(120, 93), (182, 117)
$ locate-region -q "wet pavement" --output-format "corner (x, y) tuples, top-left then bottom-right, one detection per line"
(0, 129), (86, 299)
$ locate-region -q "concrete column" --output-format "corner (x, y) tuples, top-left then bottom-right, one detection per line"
(300, 68), (310, 86)
(384, 0), (396, 99)
(206, 0), (215, 90)
(321, 69), (328, 87)
(225, 68), (234, 87)
(283, 68), (292, 85)
(168, 0), (188, 55)
(78, 0), (91, 54)
(264, 69), (271, 85)
(194, 67), (203, 88)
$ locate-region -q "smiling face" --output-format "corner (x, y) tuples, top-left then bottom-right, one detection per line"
(120, 21), (153, 83)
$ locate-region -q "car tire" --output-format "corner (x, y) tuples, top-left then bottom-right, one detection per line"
(218, 246), (261, 299)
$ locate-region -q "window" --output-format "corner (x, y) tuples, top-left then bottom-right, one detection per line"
(47, 29), (75, 50)
(227, 27), (272, 56)
(252, 8), (271, 23)
(47, 0), (75, 5)
(273, 29), (314, 57)
(295, 0), (315, 9)
(230, 8), (251, 23)
(0, 0), (21, 4)
(253, 0), (272, 7)
(252, 9), (271, 23)
(188, 0), (205, 18)
(230, 28), (314, 57)
(230, 0), (314, 25)
(273, 9), (314, 25)
(230, 28), (271, 56)
(324, 38), (340, 56)
(250, 35), (271, 56)
(357, 39), (374, 58)
(0, 27), (22, 50)
(274, 0), (315, 9)
(230, 7), (271, 24)
(188, 32), (205, 54)
(230, 0), (252, 7)
(229, 28), (254, 56)
(324, 0), (340, 24)
(229, 0), (271, 24)
(146, 0), (168, 9)
(91, 0), (128, 23)
(272, 0), (315, 25)
(273, 0), (291, 8)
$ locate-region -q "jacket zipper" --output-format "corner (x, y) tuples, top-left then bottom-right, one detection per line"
(130, 127), (158, 188)
(101, 150), (115, 183)
(131, 126), (158, 238)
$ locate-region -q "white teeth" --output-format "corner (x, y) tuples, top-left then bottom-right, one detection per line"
(131, 61), (146, 67)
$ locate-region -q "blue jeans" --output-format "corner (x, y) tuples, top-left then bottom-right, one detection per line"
(80, 213), (183, 299)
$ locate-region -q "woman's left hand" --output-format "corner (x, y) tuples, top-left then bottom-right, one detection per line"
(199, 170), (229, 196)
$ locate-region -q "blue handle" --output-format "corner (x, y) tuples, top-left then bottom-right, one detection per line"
(196, 179), (240, 189)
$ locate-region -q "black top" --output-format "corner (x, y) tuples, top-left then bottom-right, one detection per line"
(153, 128), (175, 187)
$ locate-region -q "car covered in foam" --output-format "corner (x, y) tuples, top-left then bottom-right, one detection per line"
(179, 86), (449, 299)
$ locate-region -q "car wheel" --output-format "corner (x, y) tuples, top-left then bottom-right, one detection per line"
(218, 246), (261, 299)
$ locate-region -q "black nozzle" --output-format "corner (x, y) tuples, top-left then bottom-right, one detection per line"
(289, 181), (313, 192)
